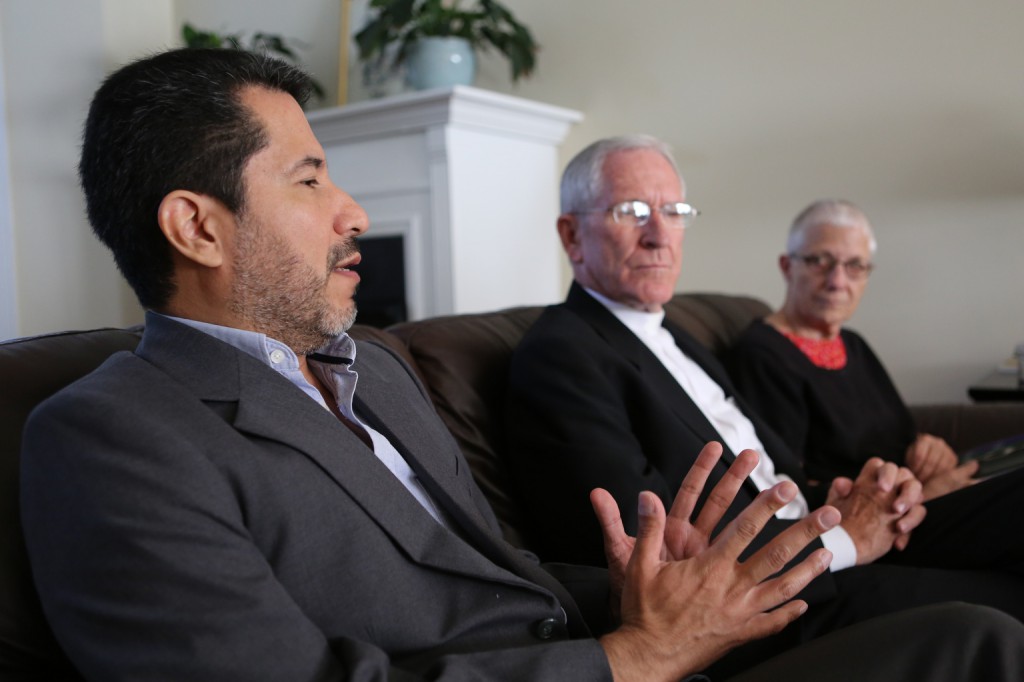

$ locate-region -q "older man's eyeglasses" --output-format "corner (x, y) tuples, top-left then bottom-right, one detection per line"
(578, 200), (700, 229)
(790, 252), (874, 280)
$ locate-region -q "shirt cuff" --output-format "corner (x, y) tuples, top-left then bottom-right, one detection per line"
(820, 525), (857, 571)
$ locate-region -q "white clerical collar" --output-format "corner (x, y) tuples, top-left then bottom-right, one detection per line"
(583, 286), (665, 342)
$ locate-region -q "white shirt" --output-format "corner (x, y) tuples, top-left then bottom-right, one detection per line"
(585, 289), (857, 571)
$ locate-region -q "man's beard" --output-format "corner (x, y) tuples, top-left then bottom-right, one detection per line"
(229, 220), (360, 354)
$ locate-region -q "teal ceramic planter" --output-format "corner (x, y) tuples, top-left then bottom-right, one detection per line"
(405, 37), (476, 90)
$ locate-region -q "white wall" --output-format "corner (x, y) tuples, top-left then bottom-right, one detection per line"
(0, 0), (339, 338)
(1, 0), (1021, 403)
(0, 25), (17, 340)
(0, 0), (173, 338)
(464, 0), (1024, 404)
(173, 0), (342, 106)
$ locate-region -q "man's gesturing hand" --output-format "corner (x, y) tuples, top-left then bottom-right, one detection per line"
(595, 443), (839, 681)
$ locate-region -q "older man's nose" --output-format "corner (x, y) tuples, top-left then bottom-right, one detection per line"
(641, 211), (676, 246)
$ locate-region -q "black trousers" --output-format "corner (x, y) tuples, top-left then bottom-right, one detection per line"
(709, 466), (1024, 678)
(815, 463), (1024, 628)
(728, 603), (1024, 682)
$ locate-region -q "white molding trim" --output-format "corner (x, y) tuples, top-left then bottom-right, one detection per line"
(353, 194), (436, 319)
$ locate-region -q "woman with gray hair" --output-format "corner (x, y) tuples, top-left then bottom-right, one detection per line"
(727, 199), (977, 500)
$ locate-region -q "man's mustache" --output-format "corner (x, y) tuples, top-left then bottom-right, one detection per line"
(328, 238), (361, 271)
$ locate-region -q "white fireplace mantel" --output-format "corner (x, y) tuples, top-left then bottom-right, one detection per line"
(307, 85), (582, 319)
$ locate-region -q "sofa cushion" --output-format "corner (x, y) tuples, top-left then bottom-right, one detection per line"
(1, 328), (144, 680)
(389, 306), (543, 549)
(910, 402), (1024, 453)
(663, 292), (771, 354)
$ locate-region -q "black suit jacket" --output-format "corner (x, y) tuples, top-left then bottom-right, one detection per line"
(21, 312), (613, 682)
(505, 283), (835, 604)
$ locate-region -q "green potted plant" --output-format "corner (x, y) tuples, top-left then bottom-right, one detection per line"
(355, 0), (539, 91)
(181, 23), (326, 102)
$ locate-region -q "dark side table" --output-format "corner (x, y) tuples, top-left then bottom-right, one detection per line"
(968, 370), (1024, 402)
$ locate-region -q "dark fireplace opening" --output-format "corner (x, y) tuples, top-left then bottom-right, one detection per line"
(354, 235), (407, 328)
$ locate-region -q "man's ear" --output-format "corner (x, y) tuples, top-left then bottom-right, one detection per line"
(157, 190), (231, 268)
(557, 213), (584, 264)
(778, 253), (792, 279)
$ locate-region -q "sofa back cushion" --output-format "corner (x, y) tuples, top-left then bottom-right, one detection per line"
(389, 306), (544, 548)
(663, 292), (772, 355)
(1, 328), (145, 680)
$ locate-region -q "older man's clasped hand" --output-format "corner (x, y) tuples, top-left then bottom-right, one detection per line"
(825, 457), (927, 560)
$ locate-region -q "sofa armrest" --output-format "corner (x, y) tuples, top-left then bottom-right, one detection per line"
(909, 402), (1024, 453)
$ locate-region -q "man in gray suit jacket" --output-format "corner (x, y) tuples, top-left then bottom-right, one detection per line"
(19, 48), (1024, 682)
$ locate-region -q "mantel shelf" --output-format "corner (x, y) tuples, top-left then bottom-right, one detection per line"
(307, 85), (582, 146)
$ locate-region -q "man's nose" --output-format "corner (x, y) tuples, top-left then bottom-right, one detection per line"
(640, 210), (676, 246)
(332, 185), (369, 237)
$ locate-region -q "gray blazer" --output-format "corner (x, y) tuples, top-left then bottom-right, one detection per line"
(21, 313), (610, 681)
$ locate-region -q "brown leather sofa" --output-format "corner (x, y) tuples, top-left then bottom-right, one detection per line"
(3, 292), (1022, 678)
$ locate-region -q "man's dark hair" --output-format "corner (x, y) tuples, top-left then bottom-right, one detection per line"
(78, 47), (313, 309)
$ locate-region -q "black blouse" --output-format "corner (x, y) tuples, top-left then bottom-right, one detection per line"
(727, 319), (916, 483)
